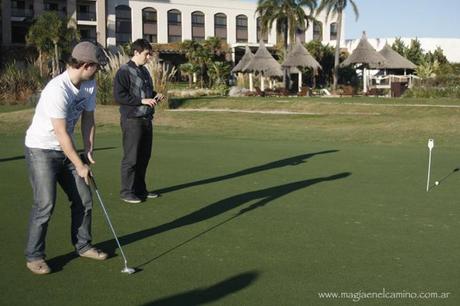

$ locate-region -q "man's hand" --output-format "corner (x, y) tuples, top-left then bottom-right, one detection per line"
(141, 98), (156, 107)
(76, 163), (91, 185)
(153, 93), (166, 105)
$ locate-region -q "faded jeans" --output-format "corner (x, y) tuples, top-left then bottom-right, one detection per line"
(25, 147), (93, 261)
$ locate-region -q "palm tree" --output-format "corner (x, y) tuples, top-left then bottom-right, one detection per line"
(256, 0), (318, 88)
(316, 0), (358, 92)
(27, 11), (80, 77)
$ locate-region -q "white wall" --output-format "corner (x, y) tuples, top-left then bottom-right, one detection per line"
(107, 0), (342, 47)
(343, 37), (460, 63)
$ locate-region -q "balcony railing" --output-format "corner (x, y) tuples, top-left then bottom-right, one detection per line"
(77, 12), (97, 21)
(11, 8), (34, 18)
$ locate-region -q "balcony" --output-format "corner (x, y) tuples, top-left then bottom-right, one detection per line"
(11, 8), (34, 18)
(77, 11), (97, 21)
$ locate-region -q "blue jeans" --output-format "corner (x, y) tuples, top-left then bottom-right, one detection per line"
(25, 147), (93, 261)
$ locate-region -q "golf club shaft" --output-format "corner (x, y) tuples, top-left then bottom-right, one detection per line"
(426, 149), (432, 192)
(91, 177), (130, 268)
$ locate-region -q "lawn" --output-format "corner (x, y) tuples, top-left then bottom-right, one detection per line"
(1, 97), (459, 305)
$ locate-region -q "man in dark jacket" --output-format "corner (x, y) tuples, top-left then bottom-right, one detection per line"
(114, 39), (165, 204)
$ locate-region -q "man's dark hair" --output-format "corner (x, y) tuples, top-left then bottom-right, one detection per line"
(131, 39), (153, 56)
(68, 57), (87, 69)
(68, 57), (99, 69)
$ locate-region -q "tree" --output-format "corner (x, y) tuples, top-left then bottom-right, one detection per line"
(179, 62), (199, 88)
(316, 0), (359, 92)
(26, 11), (80, 77)
(406, 38), (424, 66)
(391, 37), (407, 57)
(256, 0), (318, 88)
(207, 61), (231, 88)
(180, 37), (230, 88)
(180, 40), (207, 88)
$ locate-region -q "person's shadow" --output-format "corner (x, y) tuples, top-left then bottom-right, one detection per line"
(141, 271), (259, 306)
(48, 172), (351, 272)
(90, 172), (350, 266)
(153, 150), (339, 195)
(135, 172), (352, 268)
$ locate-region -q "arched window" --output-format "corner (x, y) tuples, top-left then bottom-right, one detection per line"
(143, 8), (157, 43)
(313, 21), (322, 41)
(116, 5), (132, 45)
(256, 17), (268, 43)
(191, 11), (205, 41)
(236, 15), (248, 43)
(168, 9), (182, 43)
(330, 22), (338, 41)
(214, 13), (227, 42)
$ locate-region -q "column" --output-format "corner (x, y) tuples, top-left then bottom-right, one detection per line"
(67, 0), (77, 21)
(33, 0), (43, 18)
(96, 0), (106, 47)
(2, 0), (12, 45)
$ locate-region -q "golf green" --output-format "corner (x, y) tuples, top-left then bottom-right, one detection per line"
(1, 127), (459, 305)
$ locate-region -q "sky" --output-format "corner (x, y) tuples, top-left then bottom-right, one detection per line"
(244, 0), (460, 39)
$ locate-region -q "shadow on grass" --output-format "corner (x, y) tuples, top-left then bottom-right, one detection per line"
(141, 271), (259, 306)
(48, 172), (351, 271)
(154, 150), (339, 195)
(136, 172), (351, 268)
(0, 146), (117, 163)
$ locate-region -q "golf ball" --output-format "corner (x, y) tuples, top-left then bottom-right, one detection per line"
(435, 181), (439, 186)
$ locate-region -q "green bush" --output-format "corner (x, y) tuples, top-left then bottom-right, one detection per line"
(403, 73), (460, 99)
(96, 71), (115, 105)
(0, 62), (44, 104)
(403, 86), (460, 99)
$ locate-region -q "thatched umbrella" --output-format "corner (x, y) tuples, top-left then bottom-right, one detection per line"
(282, 39), (322, 92)
(232, 45), (254, 73)
(232, 45), (255, 90)
(377, 43), (417, 74)
(243, 40), (283, 91)
(341, 32), (388, 92)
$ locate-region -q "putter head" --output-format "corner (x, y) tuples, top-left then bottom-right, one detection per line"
(428, 139), (434, 150)
(121, 267), (136, 274)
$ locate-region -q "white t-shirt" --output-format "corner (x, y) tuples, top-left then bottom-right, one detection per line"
(25, 70), (96, 151)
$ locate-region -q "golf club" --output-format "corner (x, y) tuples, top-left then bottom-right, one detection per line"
(426, 139), (434, 192)
(81, 154), (135, 274)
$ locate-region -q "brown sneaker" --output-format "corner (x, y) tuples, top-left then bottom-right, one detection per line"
(26, 259), (51, 275)
(79, 248), (108, 261)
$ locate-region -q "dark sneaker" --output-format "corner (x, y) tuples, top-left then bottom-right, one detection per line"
(79, 248), (108, 261)
(121, 196), (142, 204)
(26, 259), (51, 275)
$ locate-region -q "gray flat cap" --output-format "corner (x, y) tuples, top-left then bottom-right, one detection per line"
(72, 41), (100, 64)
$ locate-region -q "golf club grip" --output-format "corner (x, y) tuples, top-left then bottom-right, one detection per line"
(79, 153), (97, 189)
(80, 153), (89, 165)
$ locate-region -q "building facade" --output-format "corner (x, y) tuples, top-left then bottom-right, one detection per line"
(1, 0), (105, 45)
(1, 0), (342, 49)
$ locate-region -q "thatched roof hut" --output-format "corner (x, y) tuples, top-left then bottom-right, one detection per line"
(232, 45), (255, 73)
(341, 32), (388, 68)
(243, 40), (283, 77)
(282, 40), (322, 71)
(377, 44), (417, 70)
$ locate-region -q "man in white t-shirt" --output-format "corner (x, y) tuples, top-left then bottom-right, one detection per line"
(24, 41), (108, 275)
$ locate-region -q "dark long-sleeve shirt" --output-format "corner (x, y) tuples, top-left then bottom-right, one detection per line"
(113, 60), (156, 119)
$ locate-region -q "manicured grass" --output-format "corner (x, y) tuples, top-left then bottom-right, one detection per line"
(1, 98), (460, 305)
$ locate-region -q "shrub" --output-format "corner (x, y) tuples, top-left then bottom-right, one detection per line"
(0, 61), (44, 103)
